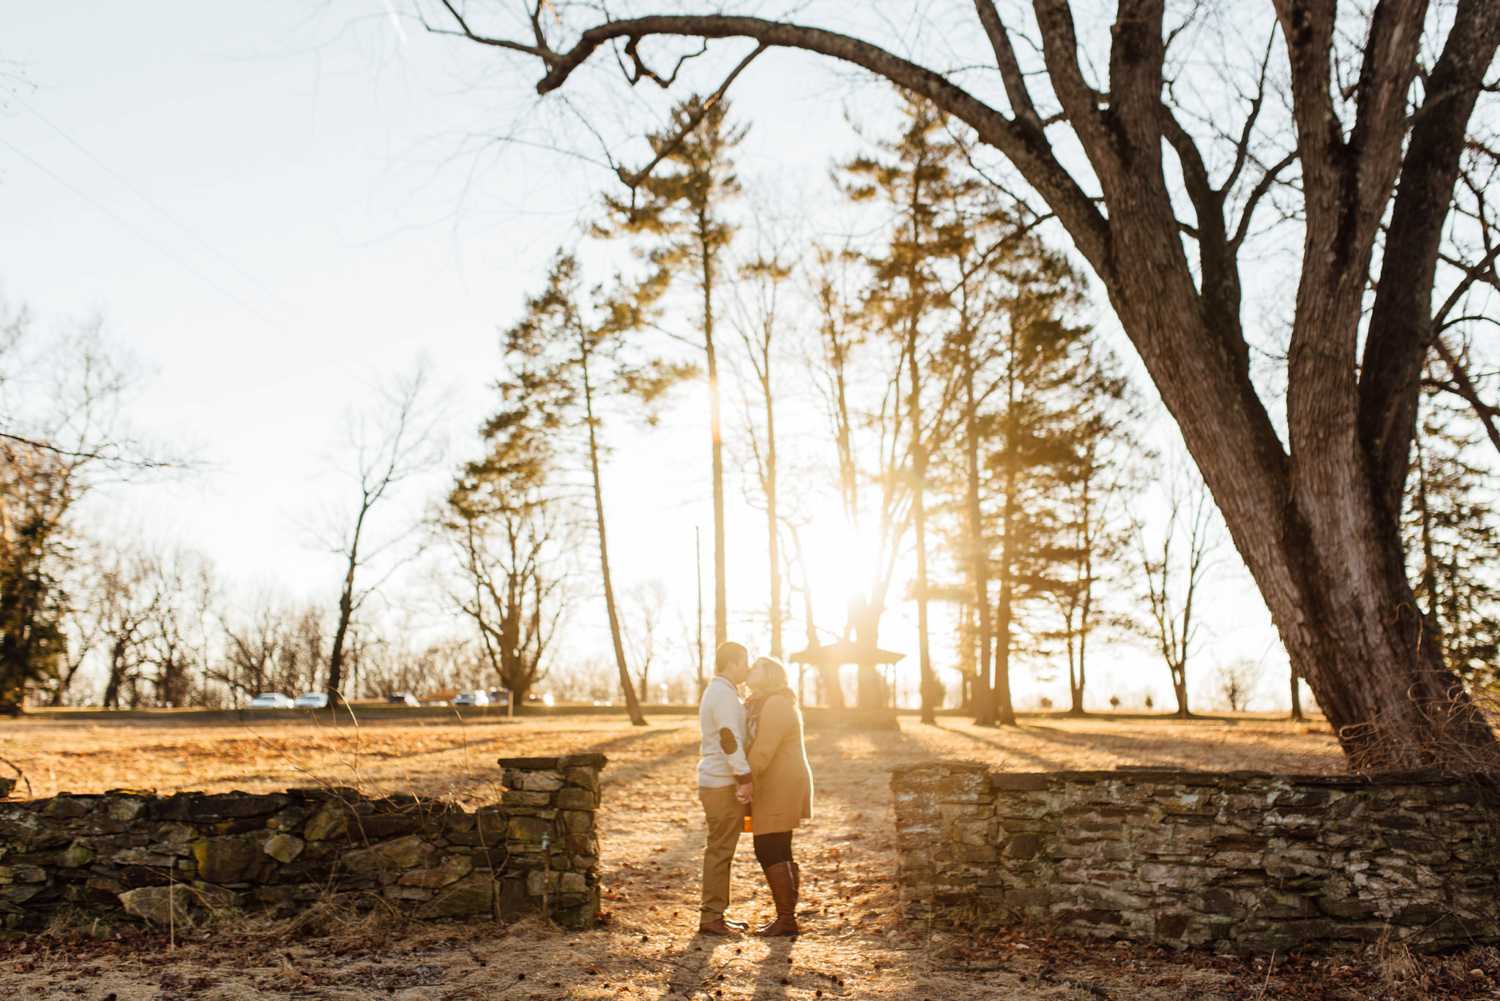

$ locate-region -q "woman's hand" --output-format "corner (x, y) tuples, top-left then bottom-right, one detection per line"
(735, 782), (753, 805)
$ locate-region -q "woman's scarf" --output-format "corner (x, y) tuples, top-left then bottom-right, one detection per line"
(746, 686), (795, 747)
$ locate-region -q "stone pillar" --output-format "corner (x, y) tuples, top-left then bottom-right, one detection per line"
(496, 753), (605, 929)
(891, 761), (996, 919)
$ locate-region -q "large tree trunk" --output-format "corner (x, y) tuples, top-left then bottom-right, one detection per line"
(1067, 635), (1086, 716)
(965, 360), (994, 727)
(701, 229), (729, 651)
(326, 551), (356, 703)
(1089, 52), (1490, 764)
(987, 320), (1020, 727)
(1169, 661), (1189, 719)
(1110, 269), (1485, 764)
(911, 446), (935, 721)
(764, 378), (782, 659)
(1068, 576), (1090, 716)
(991, 577), (1016, 727)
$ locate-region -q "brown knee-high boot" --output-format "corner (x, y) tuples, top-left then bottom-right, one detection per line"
(757, 861), (799, 937)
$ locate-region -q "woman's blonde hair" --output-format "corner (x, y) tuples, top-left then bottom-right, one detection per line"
(750, 656), (792, 696)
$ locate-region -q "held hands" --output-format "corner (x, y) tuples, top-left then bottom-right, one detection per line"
(735, 782), (753, 805)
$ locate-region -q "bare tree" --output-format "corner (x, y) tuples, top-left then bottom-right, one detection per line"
(730, 236), (796, 660)
(1137, 469), (1219, 719)
(0, 303), (175, 706)
(806, 242), (912, 710)
(1219, 658), (1263, 713)
(445, 497), (565, 707)
(428, 0), (1500, 766)
(478, 252), (690, 726)
(321, 364), (444, 704)
(625, 578), (668, 702)
(93, 544), (162, 709)
(141, 547), (216, 708)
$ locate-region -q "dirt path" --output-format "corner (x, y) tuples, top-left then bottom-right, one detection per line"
(4, 713), (1493, 999)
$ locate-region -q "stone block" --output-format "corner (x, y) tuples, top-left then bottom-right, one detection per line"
(502, 790), (553, 808)
(0, 864), (47, 885)
(526, 869), (560, 897)
(105, 797), (148, 823)
(507, 816), (552, 844)
(555, 787), (596, 811)
(187, 793), (288, 822)
(398, 855), (474, 889)
(59, 843), (94, 868)
(507, 769), (565, 793)
(339, 835), (438, 877)
(303, 802), (350, 842)
(42, 797), (94, 819)
(193, 834), (264, 884)
(110, 847), (178, 867)
(564, 767), (600, 791)
(262, 833), (304, 864)
(118, 885), (202, 926)
(357, 813), (424, 840)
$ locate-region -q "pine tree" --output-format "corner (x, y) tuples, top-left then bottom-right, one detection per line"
(1042, 344), (1144, 716)
(982, 262), (1084, 724)
(1405, 391), (1500, 694)
(598, 96), (744, 652)
(471, 252), (688, 725)
(840, 97), (962, 721)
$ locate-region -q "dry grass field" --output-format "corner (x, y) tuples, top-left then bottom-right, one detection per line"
(2, 711), (1497, 1001)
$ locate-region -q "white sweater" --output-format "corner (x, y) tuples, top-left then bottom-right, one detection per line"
(697, 675), (752, 788)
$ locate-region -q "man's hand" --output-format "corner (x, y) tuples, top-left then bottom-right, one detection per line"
(735, 782), (753, 804)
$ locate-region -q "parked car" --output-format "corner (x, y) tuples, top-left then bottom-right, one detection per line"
(452, 690), (490, 707)
(486, 689), (512, 708)
(294, 692), (329, 709)
(248, 693), (294, 709)
(386, 692), (420, 707)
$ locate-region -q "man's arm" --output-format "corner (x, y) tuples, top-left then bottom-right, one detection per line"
(711, 685), (753, 783)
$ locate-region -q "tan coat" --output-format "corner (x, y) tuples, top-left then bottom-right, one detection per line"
(747, 691), (814, 833)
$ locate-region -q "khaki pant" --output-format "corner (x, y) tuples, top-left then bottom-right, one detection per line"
(698, 785), (745, 922)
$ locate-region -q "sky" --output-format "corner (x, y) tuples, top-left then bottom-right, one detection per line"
(0, 2), (1291, 711)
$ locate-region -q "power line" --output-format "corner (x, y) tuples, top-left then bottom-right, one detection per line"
(0, 134), (287, 331)
(14, 96), (298, 322)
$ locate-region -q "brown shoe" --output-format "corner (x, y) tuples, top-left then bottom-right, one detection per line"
(756, 862), (799, 937)
(698, 917), (743, 936)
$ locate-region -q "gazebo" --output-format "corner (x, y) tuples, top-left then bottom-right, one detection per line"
(787, 639), (905, 724)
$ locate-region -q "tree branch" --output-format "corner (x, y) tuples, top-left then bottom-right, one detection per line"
(433, 8), (1113, 271)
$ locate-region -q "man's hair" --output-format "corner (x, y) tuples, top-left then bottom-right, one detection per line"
(714, 641), (748, 674)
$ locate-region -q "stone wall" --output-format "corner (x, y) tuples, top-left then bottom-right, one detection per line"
(0, 753), (604, 931)
(892, 763), (1500, 953)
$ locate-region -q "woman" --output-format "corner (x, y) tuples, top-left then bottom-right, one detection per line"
(744, 655), (814, 937)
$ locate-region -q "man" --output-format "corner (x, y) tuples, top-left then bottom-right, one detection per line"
(697, 641), (755, 936)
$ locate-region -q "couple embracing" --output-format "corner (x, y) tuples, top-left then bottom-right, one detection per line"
(696, 641), (814, 938)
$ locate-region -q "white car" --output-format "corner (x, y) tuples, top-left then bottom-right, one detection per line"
(248, 693), (294, 709)
(452, 690), (490, 707)
(294, 692), (330, 709)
